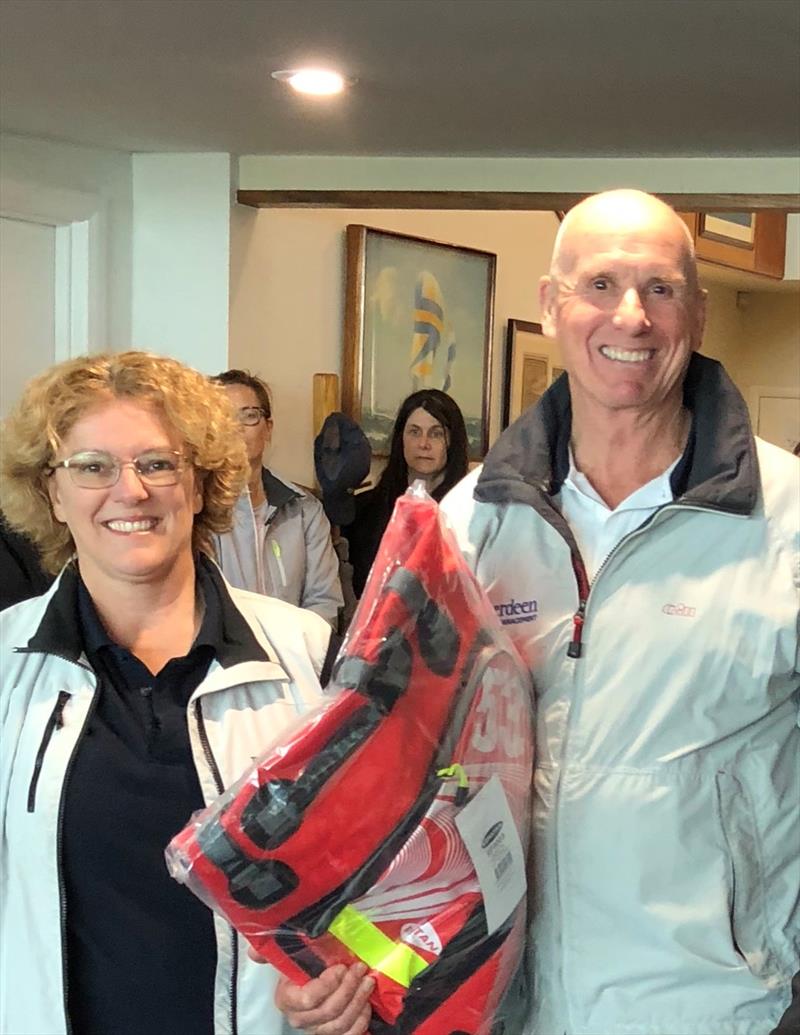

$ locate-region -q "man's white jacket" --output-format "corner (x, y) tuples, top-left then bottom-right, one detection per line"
(442, 355), (799, 1035)
(0, 563), (333, 1035)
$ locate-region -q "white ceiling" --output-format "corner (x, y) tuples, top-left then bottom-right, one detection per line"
(1, 0), (799, 159)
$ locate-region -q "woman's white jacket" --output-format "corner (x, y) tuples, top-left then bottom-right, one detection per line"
(0, 566), (333, 1035)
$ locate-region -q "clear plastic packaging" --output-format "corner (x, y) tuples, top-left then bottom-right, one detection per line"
(167, 484), (534, 1034)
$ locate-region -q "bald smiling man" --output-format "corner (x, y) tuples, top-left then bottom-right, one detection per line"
(273, 191), (799, 1035)
(443, 190), (799, 1035)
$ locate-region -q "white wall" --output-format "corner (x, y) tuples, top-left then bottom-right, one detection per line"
(0, 217), (56, 416)
(0, 140), (237, 394)
(131, 153), (232, 373)
(695, 280), (800, 440)
(784, 214), (800, 281)
(698, 282), (745, 374)
(239, 155), (800, 194)
(0, 132), (132, 350)
(229, 208), (559, 486)
(738, 292), (800, 391)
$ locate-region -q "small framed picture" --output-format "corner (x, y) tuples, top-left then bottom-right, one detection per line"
(700, 212), (756, 248)
(502, 320), (565, 428)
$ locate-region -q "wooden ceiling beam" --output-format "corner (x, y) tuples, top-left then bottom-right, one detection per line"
(237, 189), (800, 212)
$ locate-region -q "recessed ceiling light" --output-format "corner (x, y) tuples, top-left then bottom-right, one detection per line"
(271, 68), (351, 96)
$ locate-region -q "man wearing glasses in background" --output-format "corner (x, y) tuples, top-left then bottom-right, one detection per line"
(212, 369), (343, 628)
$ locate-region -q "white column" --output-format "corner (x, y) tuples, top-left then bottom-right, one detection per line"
(132, 153), (232, 373)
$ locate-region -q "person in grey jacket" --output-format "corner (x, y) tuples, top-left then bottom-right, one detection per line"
(212, 370), (343, 628)
(275, 191), (798, 1035)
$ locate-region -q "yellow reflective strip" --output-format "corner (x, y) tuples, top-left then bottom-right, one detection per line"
(328, 905), (429, 988)
(437, 762), (468, 790)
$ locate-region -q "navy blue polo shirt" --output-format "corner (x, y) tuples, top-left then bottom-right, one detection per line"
(62, 562), (227, 1035)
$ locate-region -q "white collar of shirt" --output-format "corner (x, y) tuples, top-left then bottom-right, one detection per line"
(557, 448), (679, 581)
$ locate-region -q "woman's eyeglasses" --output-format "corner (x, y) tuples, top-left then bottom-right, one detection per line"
(48, 450), (187, 489)
(237, 407), (270, 426)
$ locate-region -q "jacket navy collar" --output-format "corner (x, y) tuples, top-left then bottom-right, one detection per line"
(261, 467), (301, 511)
(25, 554), (271, 668)
(476, 353), (758, 517)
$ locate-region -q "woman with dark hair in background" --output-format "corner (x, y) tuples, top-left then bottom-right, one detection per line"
(344, 388), (469, 597)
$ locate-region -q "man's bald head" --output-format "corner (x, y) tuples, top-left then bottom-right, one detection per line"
(551, 190), (700, 296)
(538, 188), (708, 423)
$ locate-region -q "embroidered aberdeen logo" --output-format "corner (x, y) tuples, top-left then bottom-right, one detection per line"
(662, 603), (696, 617)
(494, 598), (538, 625)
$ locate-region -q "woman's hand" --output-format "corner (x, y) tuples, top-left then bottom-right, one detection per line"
(273, 962), (374, 1035)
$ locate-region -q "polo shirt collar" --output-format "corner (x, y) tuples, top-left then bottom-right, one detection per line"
(25, 554), (271, 670)
(562, 447), (679, 513)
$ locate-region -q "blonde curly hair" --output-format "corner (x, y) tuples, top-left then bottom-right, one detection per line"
(0, 351), (249, 573)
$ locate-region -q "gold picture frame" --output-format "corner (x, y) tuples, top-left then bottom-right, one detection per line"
(342, 225), (496, 458)
(502, 319), (565, 428)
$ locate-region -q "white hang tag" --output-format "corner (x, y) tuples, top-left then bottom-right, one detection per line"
(455, 773), (527, 935)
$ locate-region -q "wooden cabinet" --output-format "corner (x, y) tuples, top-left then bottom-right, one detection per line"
(679, 211), (787, 279)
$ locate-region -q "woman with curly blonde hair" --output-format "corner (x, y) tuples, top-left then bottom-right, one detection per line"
(0, 351), (336, 1035)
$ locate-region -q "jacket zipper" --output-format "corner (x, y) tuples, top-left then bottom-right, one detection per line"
(562, 500), (731, 660)
(251, 494), (267, 595)
(566, 555), (590, 659)
(270, 540), (287, 587)
(263, 508), (288, 588)
(553, 501), (680, 1028)
(13, 647), (96, 1035)
(57, 687), (98, 1035)
(27, 690), (70, 812)
(56, 672), (99, 1035)
(195, 699), (238, 1035)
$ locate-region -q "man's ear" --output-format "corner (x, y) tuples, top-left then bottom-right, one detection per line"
(692, 288), (708, 352)
(539, 276), (558, 339)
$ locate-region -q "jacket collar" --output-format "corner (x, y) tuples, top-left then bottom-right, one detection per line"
(476, 353), (758, 516)
(24, 564), (85, 662)
(23, 554), (271, 668)
(261, 467), (302, 511)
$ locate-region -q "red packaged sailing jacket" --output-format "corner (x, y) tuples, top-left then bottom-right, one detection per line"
(168, 487), (534, 1034)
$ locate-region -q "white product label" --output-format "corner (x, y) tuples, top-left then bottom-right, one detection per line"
(400, 921), (443, 956)
(454, 774), (526, 935)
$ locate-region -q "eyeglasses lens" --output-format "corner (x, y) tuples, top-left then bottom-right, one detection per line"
(64, 450), (183, 488)
(238, 407), (265, 426)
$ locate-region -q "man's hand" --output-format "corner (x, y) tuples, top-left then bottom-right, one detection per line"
(274, 962), (374, 1035)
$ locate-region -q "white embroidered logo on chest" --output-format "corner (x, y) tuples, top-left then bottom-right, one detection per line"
(661, 603), (696, 617)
